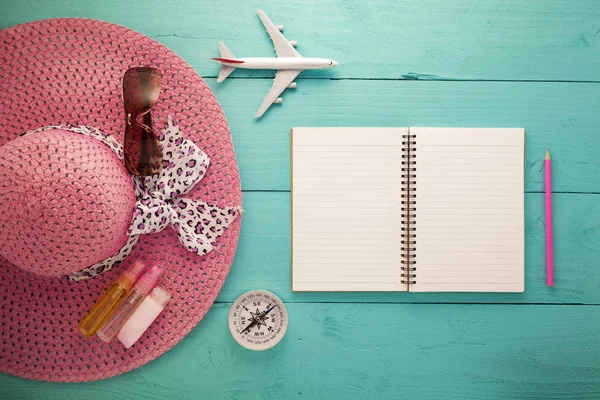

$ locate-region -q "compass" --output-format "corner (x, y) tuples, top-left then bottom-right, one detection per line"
(228, 290), (288, 351)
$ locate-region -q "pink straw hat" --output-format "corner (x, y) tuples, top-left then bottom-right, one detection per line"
(0, 18), (242, 381)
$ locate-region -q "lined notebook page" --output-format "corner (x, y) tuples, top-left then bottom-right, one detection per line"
(292, 127), (406, 292)
(411, 127), (525, 292)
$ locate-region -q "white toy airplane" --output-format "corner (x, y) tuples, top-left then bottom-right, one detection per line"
(212, 9), (338, 118)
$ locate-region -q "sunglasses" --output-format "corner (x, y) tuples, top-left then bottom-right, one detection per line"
(122, 67), (163, 177)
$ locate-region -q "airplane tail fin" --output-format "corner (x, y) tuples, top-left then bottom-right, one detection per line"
(216, 42), (236, 82)
(217, 65), (235, 83)
(218, 41), (235, 59)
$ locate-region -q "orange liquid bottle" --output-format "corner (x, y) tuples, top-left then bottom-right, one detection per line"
(78, 260), (146, 337)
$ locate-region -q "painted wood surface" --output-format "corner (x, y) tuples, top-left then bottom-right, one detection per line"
(1, 0), (599, 81)
(1, 0), (600, 399)
(219, 192), (600, 305)
(2, 304), (600, 400)
(210, 79), (600, 192)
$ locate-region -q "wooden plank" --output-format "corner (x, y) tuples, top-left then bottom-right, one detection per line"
(1, 0), (599, 81)
(1, 303), (599, 399)
(219, 191), (600, 305)
(211, 79), (600, 192)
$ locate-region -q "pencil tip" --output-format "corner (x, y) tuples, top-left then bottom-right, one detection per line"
(545, 149), (551, 160)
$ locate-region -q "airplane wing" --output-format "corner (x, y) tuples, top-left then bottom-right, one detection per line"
(257, 9), (301, 58)
(255, 69), (302, 118)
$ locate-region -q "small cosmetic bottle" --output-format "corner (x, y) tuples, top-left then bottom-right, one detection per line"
(118, 286), (170, 348)
(96, 265), (163, 342)
(79, 260), (146, 337)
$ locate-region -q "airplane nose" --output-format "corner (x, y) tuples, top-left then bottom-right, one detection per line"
(331, 60), (338, 67)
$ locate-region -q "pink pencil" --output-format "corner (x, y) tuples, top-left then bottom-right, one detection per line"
(545, 150), (554, 286)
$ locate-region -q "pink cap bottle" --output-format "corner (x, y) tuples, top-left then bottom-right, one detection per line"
(118, 286), (171, 348)
(96, 265), (163, 342)
(134, 265), (163, 295)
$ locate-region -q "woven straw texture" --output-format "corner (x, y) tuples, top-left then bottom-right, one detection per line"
(0, 19), (242, 381)
(0, 129), (136, 276)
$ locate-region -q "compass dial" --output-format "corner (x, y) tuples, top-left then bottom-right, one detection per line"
(228, 290), (288, 351)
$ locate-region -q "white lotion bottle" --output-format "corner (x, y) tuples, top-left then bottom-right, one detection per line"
(117, 286), (171, 348)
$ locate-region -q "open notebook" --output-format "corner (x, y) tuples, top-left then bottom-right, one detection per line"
(291, 127), (525, 292)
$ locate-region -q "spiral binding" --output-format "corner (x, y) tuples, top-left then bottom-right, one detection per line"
(400, 133), (416, 286)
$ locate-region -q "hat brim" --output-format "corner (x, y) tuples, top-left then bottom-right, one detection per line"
(0, 18), (241, 381)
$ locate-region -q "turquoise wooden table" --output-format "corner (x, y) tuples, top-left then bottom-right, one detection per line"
(1, 0), (600, 398)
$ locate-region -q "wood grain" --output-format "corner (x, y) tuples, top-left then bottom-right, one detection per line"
(1, 0), (599, 81)
(210, 79), (600, 192)
(220, 192), (600, 305)
(2, 304), (600, 399)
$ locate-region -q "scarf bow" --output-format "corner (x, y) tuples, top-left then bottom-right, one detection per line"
(129, 116), (240, 256)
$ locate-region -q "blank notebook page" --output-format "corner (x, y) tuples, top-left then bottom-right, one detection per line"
(411, 127), (525, 292)
(292, 127), (406, 291)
